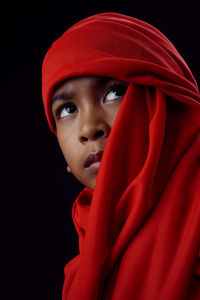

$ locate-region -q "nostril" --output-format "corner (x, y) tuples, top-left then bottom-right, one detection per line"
(81, 136), (88, 142)
(95, 130), (105, 138)
(80, 130), (107, 143)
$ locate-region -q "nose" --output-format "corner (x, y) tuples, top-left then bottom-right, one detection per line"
(78, 110), (111, 143)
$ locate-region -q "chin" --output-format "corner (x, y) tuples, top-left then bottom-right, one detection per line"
(76, 173), (97, 191)
(85, 178), (96, 191)
(86, 183), (95, 191)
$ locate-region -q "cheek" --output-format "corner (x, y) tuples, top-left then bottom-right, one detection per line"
(57, 129), (76, 163)
(108, 103), (122, 127)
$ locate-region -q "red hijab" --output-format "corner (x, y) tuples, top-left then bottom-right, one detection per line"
(42, 13), (200, 300)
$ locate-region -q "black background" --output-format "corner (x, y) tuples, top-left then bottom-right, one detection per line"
(1, 1), (199, 299)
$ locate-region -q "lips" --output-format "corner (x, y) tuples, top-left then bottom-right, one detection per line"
(84, 151), (103, 169)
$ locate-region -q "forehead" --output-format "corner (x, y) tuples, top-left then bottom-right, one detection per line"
(53, 75), (111, 94)
(51, 75), (127, 105)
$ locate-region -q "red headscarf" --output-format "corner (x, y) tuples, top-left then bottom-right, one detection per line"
(42, 13), (200, 300)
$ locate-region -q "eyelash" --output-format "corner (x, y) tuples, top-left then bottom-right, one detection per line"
(55, 84), (128, 119)
(55, 102), (76, 119)
(103, 84), (128, 102)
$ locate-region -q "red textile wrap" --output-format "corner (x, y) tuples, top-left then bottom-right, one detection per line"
(42, 13), (200, 300)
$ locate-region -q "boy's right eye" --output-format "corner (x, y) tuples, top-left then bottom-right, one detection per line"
(56, 103), (77, 119)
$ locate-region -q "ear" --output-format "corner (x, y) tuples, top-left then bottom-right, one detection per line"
(67, 165), (71, 173)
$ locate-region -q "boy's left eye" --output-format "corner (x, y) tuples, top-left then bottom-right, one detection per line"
(104, 85), (128, 103)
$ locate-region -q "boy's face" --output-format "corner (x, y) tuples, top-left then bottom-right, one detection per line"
(51, 75), (128, 190)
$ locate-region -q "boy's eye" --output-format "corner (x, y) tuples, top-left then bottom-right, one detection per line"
(104, 85), (128, 103)
(56, 103), (77, 119)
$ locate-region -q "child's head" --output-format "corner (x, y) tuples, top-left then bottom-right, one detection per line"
(51, 75), (128, 190)
(42, 13), (198, 190)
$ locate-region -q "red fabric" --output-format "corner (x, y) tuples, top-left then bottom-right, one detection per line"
(42, 13), (200, 300)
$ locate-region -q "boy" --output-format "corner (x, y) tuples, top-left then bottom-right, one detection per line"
(42, 12), (200, 300)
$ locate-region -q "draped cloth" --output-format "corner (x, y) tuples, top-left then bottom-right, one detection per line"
(42, 13), (200, 300)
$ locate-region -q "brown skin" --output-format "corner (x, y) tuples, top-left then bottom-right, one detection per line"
(51, 75), (128, 190)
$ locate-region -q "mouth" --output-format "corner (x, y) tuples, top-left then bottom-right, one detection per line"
(84, 151), (104, 170)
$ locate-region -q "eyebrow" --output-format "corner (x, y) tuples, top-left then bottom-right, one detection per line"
(51, 92), (72, 105)
(51, 77), (128, 105)
(51, 77), (110, 105)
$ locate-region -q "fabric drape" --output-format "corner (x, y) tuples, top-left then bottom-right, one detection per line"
(42, 13), (200, 300)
